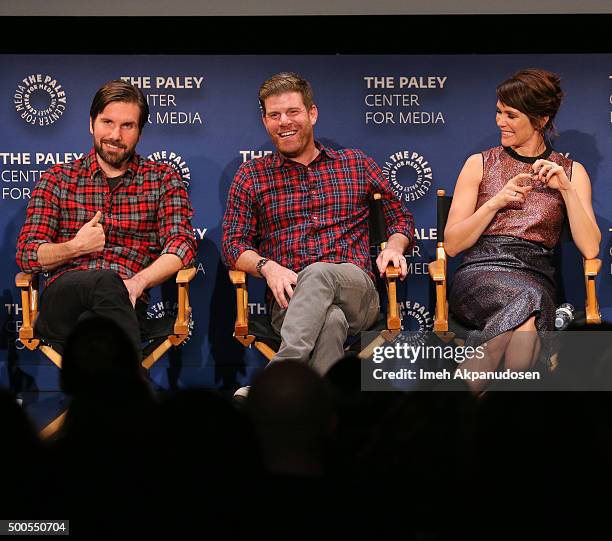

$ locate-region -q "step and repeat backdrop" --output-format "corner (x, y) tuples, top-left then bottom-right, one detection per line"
(0, 54), (610, 391)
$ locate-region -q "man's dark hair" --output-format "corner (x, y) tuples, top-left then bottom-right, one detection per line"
(258, 72), (314, 114)
(90, 79), (149, 132)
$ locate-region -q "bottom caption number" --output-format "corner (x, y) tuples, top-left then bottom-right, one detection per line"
(0, 521), (69, 535)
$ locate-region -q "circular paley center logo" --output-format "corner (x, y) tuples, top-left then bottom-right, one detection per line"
(381, 150), (433, 203)
(398, 300), (433, 346)
(147, 150), (191, 188)
(14, 74), (67, 126)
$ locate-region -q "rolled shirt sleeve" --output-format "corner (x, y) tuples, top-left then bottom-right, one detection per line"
(221, 164), (259, 269)
(158, 171), (197, 267)
(15, 169), (62, 273)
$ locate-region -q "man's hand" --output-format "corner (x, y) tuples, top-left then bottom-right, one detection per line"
(123, 274), (147, 307)
(376, 246), (408, 280)
(71, 211), (105, 256)
(260, 260), (298, 309)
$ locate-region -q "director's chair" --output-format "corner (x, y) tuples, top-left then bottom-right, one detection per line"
(229, 194), (403, 364)
(15, 267), (196, 437)
(428, 189), (602, 359)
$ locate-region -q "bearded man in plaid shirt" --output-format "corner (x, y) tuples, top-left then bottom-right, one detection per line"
(16, 80), (196, 354)
(223, 72), (414, 397)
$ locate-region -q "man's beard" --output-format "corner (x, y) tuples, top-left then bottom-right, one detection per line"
(275, 128), (311, 159)
(94, 139), (134, 169)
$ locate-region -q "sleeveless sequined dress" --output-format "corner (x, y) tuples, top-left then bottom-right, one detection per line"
(449, 145), (572, 348)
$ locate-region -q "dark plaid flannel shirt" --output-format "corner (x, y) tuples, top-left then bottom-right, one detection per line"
(16, 148), (196, 286)
(222, 143), (414, 281)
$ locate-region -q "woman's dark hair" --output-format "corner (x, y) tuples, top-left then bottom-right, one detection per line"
(496, 68), (564, 137)
(90, 79), (149, 132)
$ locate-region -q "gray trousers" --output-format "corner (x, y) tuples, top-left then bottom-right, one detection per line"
(270, 262), (380, 375)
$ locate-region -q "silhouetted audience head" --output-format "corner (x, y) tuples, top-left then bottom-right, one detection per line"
(10, 318), (612, 537)
(60, 315), (148, 398)
(151, 388), (263, 536)
(157, 388), (262, 477)
(56, 315), (154, 450)
(0, 389), (47, 516)
(325, 351), (361, 395)
(0, 388), (40, 454)
(51, 317), (158, 534)
(247, 361), (336, 476)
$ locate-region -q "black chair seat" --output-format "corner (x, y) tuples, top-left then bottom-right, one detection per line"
(140, 315), (177, 342)
(248, 315), (282, 351)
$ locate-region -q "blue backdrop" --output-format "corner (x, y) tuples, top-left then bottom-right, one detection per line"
(1, 54), (610, 393)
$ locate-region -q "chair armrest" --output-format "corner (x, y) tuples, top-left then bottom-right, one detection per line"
(584, 258), (602, 324)
(584, 258), (602, 277)
(384, 265), (401, 331)
(15, 272), (40, 340)
(15, 272), (34, 288)
(173, 267), (195, 335)
(429, 246), (449, 332)
(385, 265), (400, 279)
(229, 270), (250, 337)
(229, 270), (246, 284)
(428, 259), (446, 282)
(176, 267), (197, 283)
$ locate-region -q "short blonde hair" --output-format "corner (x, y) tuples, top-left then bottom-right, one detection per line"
(258, 72), (314, 114)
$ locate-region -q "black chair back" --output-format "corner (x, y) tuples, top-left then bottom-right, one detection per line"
(436, 192), (453, 243)
(558, 216), (573, 243)
(369, 195), (388, 248)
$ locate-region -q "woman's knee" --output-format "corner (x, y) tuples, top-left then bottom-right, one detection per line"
(515, 315), (537, 332)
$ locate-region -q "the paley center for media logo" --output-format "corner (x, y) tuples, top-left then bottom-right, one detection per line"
(381, 149), (433, 202)
(147, 150), (191, 188)
(14, 74), (67, 126)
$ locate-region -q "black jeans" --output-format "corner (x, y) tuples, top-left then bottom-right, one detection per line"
(35, 270), (142, 355)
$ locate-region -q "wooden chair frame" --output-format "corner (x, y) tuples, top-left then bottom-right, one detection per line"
(229, 264), (402, 362)
(428, 189), (602, 340)
(15, 267), (196, 437)
(229, 193), (403, 362)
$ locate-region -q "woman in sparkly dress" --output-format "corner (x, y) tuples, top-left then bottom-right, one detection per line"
(445, 69), (600, 386)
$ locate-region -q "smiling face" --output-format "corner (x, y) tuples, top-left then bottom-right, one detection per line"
(90, 101), (141, 174)
(262, 91), (318, 164)
(496, 100), (547, 152)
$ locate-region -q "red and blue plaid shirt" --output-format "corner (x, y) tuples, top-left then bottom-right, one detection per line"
(16, 148), (196, 286)
(222, 143), (414, 280)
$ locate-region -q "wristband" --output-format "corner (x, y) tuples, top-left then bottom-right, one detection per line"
(256, 258), (269, 276)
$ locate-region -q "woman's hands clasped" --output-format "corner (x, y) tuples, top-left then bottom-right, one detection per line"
(490, 160), (569, 211)
(532, 159), (571, 191)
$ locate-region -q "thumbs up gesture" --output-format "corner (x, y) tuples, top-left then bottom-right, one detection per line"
(72, 211), (106, 256)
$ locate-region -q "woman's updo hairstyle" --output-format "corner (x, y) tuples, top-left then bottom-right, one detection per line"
(496, 68), (564, 138)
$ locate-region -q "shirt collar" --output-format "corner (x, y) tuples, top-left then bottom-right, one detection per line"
(270, 141), (338, 168)
(86, 147), (139, 182)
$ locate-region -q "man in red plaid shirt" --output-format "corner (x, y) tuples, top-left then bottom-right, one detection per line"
(16, 80), (196, 354)
(223, 72), (414, 396)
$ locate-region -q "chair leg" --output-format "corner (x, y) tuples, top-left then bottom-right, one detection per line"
(254, 341), (276, 362)
(141, 338), (175, 369)
(434, 331), (456, 343)
(358, 332), (390, 360)
(40, 345), (62, 368)
(40, 410), (67, 439)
